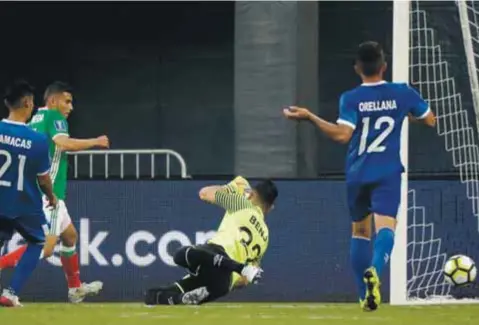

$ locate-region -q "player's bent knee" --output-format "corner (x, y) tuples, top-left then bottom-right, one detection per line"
(173, 246), (190, 267)
(374, 214), (397, 232)
(351, 215), (372, 239)
(61, 236), (76, 247)
(352, 228), (371, 239)
(42, 247), (54, 258)
(60, 224), (78, 247)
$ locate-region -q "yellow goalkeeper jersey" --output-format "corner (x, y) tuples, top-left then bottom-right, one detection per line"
(207, 186), (269, 288)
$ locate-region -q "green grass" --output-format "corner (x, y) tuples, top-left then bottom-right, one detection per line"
(2, 303), (479, 325)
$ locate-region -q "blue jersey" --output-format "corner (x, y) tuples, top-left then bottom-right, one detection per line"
(0, 119), (50, 217)
(337, 81), (429, 183)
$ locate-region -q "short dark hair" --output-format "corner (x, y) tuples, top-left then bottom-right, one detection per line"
(356, 41), (385, 77)
(254, 179), (278, 209)
(44, 81), (72, 102)
(3, 80), (34, 110)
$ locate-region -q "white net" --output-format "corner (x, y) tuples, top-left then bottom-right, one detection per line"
(407, 189), (450, 299)
(407, 0), (479, 301)
(410, 3), (479, 220)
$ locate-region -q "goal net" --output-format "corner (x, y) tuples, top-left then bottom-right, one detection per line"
(391, 0), (479, 304)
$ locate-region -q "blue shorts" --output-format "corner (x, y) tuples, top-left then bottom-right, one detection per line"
(0, 214), (47, 244)
(347, 173), (402, 222)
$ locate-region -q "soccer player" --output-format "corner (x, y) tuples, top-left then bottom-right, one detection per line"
(0, 80), (58, 307)
(145, 177), (277, 305)
(0, 81), (109, 303)
(283, 41), (436, 311)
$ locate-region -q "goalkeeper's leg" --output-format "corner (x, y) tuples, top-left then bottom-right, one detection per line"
(145, 283), (187, 305)
(145, 275), (208, 305)
(145, 267), (232, 306)
(173, 244), (262, 283)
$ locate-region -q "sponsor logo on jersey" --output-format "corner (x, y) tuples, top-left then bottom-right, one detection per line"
(213, 254), (224, 267)
(30, 114), (44, 124)
(54, 120), (67, 132)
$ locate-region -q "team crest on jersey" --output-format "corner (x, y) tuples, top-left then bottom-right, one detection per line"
(54, 120), (67, 132)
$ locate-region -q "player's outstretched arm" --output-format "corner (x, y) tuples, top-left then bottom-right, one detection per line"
(409, 110), (436, 128)
(283, 106), (353, 144)
(37, 174), (57, 208)
(199, 176), (251, 202)
(199, 185), (224, 204)
(53, 134), (110, 152)
(406, 85), (437, 128)
(199, 178), (252, 212)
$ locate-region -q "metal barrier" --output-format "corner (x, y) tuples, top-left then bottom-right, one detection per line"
(68, 149), (188, 179)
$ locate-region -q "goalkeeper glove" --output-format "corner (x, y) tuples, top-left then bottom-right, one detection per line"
(227, 176), (252, 197)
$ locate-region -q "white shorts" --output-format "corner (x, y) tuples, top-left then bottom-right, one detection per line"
(43, 198), (72, 236)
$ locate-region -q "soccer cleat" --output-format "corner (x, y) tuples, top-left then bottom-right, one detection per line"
(363, 267), (381, 311)
(68, 281), (104, 303)
(359, 299), (370, 312)
(181, 287), (209, 305)
(241, 264), (263, 284)
(0, 289), (23, 307)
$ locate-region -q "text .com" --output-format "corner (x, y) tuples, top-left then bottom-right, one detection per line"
(6, 218), (216, 267)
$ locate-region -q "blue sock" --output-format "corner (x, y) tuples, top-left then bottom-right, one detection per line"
(350, 237), (371, 300)
(8, 244), (42, 295)
(372, 228), (395, 276)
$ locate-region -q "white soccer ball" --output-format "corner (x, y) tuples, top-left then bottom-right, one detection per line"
(443, 255), (477, 286)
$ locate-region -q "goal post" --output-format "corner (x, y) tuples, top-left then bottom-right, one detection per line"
(457, 0), (479, 135)
(391, 0), (410, 306)
(391, 0), (479, 305)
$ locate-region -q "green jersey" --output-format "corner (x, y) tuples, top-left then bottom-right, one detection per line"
(29, 108), (69, 200)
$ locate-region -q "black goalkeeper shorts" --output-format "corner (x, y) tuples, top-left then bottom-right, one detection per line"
(175, 243), (232, 303)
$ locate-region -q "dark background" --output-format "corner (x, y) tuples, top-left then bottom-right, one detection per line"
(0, 1), (470, 178)
(0, 2), (234, 176)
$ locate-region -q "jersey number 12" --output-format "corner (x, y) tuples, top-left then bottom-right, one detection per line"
(358, 116), (395, 155)
(0, 150), (27, 191)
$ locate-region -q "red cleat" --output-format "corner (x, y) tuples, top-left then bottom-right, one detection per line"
(0, 296), (15, 307)
(0, 290), (23, 307)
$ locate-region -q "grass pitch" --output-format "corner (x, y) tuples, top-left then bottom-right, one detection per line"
(2, 303), (479, 325)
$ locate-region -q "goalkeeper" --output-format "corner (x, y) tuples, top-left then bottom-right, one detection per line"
(145, 177), (278, 305)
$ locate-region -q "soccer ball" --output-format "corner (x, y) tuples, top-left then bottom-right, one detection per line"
(443, 255), (477, 286)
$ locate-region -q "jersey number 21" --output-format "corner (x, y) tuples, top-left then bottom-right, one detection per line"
(358, 116), (395, 155)
(0, 150), (27, 191)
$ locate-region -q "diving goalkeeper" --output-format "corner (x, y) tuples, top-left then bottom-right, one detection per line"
(145, 177), (278, 305)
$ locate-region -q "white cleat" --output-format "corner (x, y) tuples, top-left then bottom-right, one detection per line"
(0, 289), (23, 307)
(181, 286), (209, 305)
(68, 281), (104, 303)
(241, 264), (263, 284)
